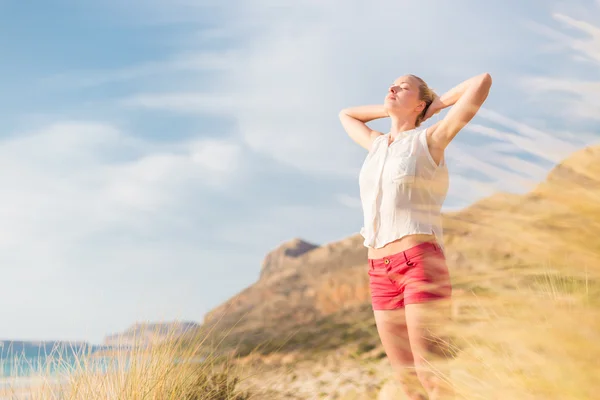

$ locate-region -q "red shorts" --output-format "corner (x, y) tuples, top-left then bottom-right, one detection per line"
(368, 242), (452, 310)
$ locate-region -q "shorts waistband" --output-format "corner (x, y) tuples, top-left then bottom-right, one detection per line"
(368, 241), (442, 264)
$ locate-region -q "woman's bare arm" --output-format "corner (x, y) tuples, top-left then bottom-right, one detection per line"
(426, 73), (493, 149)
(338, 105), (387, 151)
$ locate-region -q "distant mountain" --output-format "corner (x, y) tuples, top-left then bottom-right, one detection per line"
(103, 321), (200, 347)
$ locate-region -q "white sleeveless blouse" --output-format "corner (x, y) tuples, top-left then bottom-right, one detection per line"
(358, 128), (449, 249)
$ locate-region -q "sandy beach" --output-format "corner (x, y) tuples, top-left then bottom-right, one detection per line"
(0, 376), (67, 400)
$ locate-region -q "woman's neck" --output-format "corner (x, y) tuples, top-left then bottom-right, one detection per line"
(389, 115), (417, 137)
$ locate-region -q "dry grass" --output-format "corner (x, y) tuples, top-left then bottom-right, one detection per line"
(2, 274), (598, 400)
(0, 325), (254, 400)
(426, 163), (600, 399)
(443, 273), (600, 400)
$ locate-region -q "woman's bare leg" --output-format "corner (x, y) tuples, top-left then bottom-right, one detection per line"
(374, 309), (428, 400)
(405, 300), (455, 399)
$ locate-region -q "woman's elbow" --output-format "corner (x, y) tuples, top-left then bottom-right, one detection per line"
(339, 109), (353, 123)
(479, 72), (492, 88)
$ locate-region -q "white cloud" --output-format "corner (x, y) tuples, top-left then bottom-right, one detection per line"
(450, 107), (599, 198)
(552, 12), (600, 64)
(522, 78), (600, 120)
(0, 122), (241, 223)
(449, 143), (537, 191)
(44, 53), (237, 89)
(119, 0), (544, 179)
(0, 121), (244, 342)
(336, 193), (362, 209)
(120, 93), (234, 114)
(469, 109), (587, 164)
(190, 139), (241, 175)
(523, 6), (600, 121)
(214, 201), (362, 250)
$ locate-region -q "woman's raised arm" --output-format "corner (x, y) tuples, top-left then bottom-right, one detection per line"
(427, 73), (493, 149)
(339, 105), (387, 151)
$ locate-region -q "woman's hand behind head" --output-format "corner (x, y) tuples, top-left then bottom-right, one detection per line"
(423, 91), (442, 123)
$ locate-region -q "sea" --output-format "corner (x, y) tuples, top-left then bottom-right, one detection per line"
(0, 341), (115, 390)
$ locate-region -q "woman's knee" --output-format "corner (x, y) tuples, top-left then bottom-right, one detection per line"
(405, 301), (454, 356)
(412, 352), (456, 399)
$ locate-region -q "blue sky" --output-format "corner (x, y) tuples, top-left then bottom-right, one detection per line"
(0, 0), (599, 344)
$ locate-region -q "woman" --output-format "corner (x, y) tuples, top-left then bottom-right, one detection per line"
(339, 73), (492, 399)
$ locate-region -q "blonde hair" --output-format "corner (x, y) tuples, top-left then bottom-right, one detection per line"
(409, 75), (437, 127)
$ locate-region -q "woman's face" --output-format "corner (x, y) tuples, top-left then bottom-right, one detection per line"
(384, 75), (424, 116)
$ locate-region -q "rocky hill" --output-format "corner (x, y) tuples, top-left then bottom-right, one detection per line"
(259, 238), (319, 281)
(197, 144), (600, 357)
(202, 234), (370, 334)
